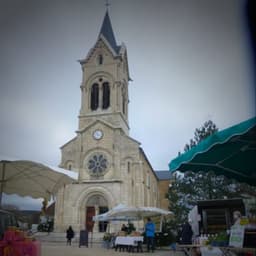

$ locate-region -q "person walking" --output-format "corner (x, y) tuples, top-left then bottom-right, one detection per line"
(66, 226), (75, 246)
(145, 217), (155, 252)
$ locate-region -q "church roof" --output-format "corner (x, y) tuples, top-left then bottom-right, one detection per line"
(99, 11), (120, 54)
(155, 170), (172, 180)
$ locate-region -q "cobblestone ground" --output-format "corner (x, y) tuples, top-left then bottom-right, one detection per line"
(41, 242), (185, 256)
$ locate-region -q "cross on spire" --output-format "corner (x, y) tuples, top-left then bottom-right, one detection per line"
(105, 0), (110, 10)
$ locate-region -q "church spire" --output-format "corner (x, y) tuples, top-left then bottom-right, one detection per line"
(98, 11), (119, 53)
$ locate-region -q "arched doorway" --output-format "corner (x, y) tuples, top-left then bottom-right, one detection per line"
(86, 195), (108, 232)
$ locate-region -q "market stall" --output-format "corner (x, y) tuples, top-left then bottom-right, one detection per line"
(169, 117), (256, 255)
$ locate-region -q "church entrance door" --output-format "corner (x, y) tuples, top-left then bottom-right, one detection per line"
(85, 194), (108, 232)
(86, 206), (95, 232)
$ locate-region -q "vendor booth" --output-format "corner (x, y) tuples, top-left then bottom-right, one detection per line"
(169, 117), (256, 255)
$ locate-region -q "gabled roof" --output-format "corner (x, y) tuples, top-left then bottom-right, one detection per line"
(98, 11), (120, 54)
(76, 119), (117, 134)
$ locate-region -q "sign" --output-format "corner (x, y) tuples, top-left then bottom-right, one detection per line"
(79, 230), (88, 247)
(229, 224), (245, 247)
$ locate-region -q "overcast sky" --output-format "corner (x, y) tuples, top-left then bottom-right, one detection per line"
(0, 0), (255, 209)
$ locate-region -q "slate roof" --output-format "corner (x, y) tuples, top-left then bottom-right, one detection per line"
(99, 11), (120, 54)
(155, 170), (172, 180)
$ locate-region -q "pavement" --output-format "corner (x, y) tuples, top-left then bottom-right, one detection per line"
(41, 242), (185, 256)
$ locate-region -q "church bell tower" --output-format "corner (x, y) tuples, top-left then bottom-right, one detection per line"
(78, 11), (130, 135)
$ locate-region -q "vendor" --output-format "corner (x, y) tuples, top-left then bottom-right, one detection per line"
(180, 221), (193, 244)
(233, 210), (242, 225)
(121, 224), (128, 233)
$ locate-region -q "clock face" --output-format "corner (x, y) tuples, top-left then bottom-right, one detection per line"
(93, 130), (103, 140)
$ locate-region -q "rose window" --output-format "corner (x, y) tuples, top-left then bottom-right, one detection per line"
(87, 153), (108, 176)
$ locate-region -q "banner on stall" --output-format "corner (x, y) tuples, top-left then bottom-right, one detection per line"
(229, 224), (245, 247)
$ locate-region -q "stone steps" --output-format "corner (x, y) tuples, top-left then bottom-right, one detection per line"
(34, 231), (103, 245)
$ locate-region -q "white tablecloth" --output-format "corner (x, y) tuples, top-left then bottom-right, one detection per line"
(200, 246), (222, 256)
(115, 236), (143, 246)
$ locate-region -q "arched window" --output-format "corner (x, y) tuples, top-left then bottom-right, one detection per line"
(122, 87), (126, 114)
(66, 161), (73, 170)
(98, 54), (103, 65)
(91, 83), (99, 110)
(146, 173), (151, 188)
(102, 82), (110, 109)
(122, 93), (126, 114)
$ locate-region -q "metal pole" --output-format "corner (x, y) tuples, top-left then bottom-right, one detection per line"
(0, 161), (6, 208)
(159, 215), (163, 232)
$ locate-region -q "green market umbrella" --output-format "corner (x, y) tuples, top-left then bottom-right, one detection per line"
(169, 117), (256, 186)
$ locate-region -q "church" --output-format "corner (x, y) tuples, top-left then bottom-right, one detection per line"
(54, 10), (170, 233)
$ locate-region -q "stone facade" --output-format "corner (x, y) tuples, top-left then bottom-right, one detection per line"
(158, 179), (171, 210)
(155, 171), (172, 211)
(54, 11), (160, 233)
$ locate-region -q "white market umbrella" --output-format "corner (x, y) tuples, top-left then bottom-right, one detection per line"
(108, 206), (173, 219)
(93, 203), (138, 221)
(0, 156), (78, 206)
(106, 206), (173, 232)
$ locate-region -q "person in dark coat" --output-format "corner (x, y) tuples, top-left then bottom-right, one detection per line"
(121, 224), (128, 233)
(180, 221), (193, 244)
(66, 226), (75, 245)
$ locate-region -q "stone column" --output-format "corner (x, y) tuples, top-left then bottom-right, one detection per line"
(54, 186), (65, 232)
(93, 205), (99, 233)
